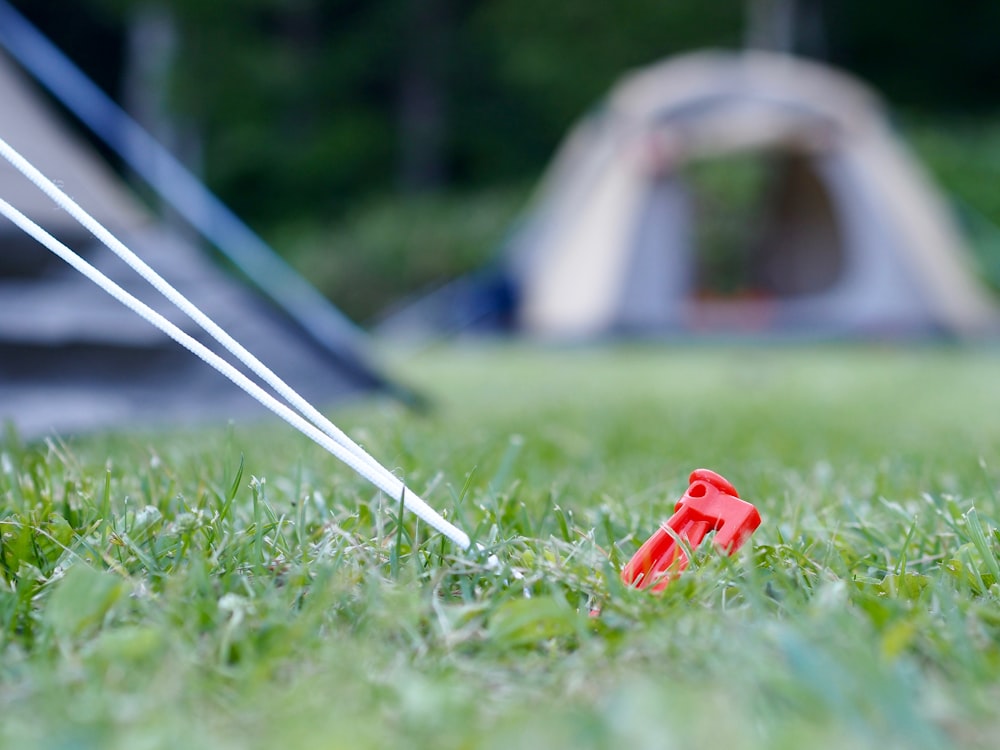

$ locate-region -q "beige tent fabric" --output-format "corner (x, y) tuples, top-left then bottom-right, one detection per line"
(612, 51), (881, 136)
(512, 50), (997, 338)
(520, 136), (648, 335)
(848, 130), (997, 334)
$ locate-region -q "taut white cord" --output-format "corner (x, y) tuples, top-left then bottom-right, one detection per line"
(0, 145), (473, 551)
(0, 135), (400, 500)
(0, 197), (470, 549)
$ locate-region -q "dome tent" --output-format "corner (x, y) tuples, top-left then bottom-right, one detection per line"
(502, 51), (998, 338)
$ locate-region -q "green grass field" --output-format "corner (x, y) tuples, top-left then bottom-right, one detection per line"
(3, 345), (1000, 749)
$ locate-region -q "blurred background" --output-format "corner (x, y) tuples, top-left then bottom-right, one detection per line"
(7, 0), (1000, 325)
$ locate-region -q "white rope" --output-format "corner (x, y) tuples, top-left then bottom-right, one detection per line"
(0, 197), (470, 549)
(0, 136), (396, 494)
(0, 143), (473, 551)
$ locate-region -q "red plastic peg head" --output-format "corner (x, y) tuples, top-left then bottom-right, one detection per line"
(621, 469), (761, 592)
(687, 468), (739, 498)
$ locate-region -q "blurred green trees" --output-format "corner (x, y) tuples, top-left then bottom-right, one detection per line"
(7, 0), (1000, 318)
(10, 0), (1000, 225)
(9, 0), (742, 218)
(150, 0), (744, 225)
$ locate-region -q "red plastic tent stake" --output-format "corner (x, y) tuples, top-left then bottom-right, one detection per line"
(621, 469), (761, 592)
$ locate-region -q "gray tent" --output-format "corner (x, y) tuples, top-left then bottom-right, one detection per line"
(0, 51), (394, 438)
(511, 51), (998, 338)
(383, 50), (998, 340)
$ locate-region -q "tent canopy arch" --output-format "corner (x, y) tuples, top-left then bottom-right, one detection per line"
(509, 50), (997, 338)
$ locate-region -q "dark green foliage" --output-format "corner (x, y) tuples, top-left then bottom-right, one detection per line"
(826, 0), (1000, 112)
(277, 187), (525, 322)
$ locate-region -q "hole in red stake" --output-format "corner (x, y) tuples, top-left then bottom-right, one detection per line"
(688, 482), (707, 498)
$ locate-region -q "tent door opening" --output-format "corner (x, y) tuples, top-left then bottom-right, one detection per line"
(684, 150), (846, 304)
